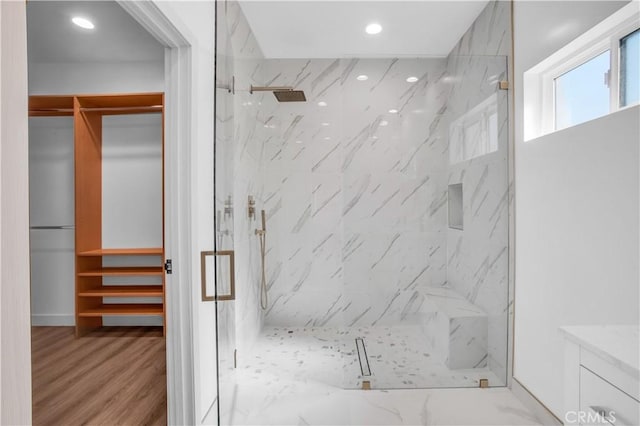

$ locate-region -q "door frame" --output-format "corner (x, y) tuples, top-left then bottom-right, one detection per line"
(115, 2), (196, 424)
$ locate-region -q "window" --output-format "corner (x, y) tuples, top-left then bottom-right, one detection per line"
(449, 94), (499, 164)
(620, 29), (639, 107)
(554, 50), (611, 130)
(524, 3), (639, 141)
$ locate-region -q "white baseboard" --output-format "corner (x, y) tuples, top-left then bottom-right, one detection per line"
(31, 314), (74, 326)
(512, 378), (563, 425)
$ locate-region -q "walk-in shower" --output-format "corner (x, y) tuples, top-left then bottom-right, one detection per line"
(213, 0), (512, 422)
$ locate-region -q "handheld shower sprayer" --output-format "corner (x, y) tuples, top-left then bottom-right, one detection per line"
(256, 209), (268, 310)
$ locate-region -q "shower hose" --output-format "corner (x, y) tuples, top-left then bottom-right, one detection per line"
(258, 224), (268, 310)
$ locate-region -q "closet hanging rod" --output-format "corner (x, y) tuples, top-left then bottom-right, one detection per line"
(30, 225), (75, 230)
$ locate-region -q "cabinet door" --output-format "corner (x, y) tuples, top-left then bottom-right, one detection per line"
(580, 367), (640, 426)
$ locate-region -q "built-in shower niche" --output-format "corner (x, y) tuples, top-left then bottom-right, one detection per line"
(448, 183), (463, 230)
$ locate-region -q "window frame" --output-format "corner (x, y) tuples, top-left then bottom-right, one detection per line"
(524, 3), (639, 141)
(617, 26), (640, 108)
(546, 42), (610, 132)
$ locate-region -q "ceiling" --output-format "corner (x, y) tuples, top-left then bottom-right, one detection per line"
(27, 1), (164, 63)
(238, 1), (490, 58)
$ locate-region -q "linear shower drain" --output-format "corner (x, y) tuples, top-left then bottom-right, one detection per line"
(355, 337), (371, 377)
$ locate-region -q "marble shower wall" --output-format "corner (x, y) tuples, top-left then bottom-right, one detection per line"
(217, 1), (268, 359)
(443, 0), (511, 384)
(260, 58), (450, 327)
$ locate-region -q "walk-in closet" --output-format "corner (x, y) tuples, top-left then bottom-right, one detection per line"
(27, 2), (168, 423)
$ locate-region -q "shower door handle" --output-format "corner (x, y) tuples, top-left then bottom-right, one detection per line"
(200, 250), (236, 302)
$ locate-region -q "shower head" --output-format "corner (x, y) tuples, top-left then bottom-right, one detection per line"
(273, 90), (306, 102)
(249, 85), (307, 102)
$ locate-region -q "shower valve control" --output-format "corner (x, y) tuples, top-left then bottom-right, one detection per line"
(248, 195), (256, 220)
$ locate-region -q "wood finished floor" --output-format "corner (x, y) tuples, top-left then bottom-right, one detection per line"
(31, 326), (167, 426)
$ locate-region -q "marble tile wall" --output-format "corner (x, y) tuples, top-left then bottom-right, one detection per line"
(216, 1), (268, 361)
(259, 58), (450, 328)
(443, 0), (511, 384)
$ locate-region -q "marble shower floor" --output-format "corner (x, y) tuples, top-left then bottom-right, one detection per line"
(228, 326), (539, 425)
(240, 326), (502, 389)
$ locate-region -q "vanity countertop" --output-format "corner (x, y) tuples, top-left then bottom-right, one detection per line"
(559, 325), (639, 380)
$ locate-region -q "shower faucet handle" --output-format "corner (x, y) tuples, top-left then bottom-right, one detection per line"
(248, 195), (256, 220)
(224, 195), (233, 218)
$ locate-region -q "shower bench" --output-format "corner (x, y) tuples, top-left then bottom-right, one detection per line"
(421, 287), (488, 370)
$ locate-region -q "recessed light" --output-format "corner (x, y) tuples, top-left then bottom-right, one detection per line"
(324, 136), (331, 140)
(406, 76), (419, 83)
(295, 140), (303, 144)
(388, 109), (399, 114)
(317, 101), (327, 107)
(380, 120), (389, 127)
(321, 122), (330, 126)
(356, 75), (369, 81)
(72, 17), (95, 30)
(365, 23), (382, 35)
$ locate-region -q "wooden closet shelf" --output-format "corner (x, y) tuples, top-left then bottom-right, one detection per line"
(77, 93), (164, 109)
(78, 285), (164, 297)
(78, 248), (163, 256)
(78, 267), (164, 277)
(29, 109), (74, 117)
(79, 106), (163, 116)
(78, 304), (164, 317)
(29, 95), (74, 117)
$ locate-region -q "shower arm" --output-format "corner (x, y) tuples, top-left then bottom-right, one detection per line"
(249, 85), (293, 94)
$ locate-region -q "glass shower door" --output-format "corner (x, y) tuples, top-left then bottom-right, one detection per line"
(339, 54), (510, 390)
(213, 0), (237, 423)
(197, 1), (237, 424)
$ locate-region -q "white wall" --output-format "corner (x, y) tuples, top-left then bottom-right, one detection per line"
(29, 117), (75, 325)
(29, 61), (163, 94)
(513, 0), (637, 418)
(0, 1), (32, 423)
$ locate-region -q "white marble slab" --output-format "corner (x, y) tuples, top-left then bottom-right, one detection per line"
(559, 325), (640, 379)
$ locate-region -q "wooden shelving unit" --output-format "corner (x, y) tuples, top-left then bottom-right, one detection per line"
(29, 92), (166, 337)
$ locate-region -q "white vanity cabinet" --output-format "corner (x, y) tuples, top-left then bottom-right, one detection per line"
(561, 326), (639, 426)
